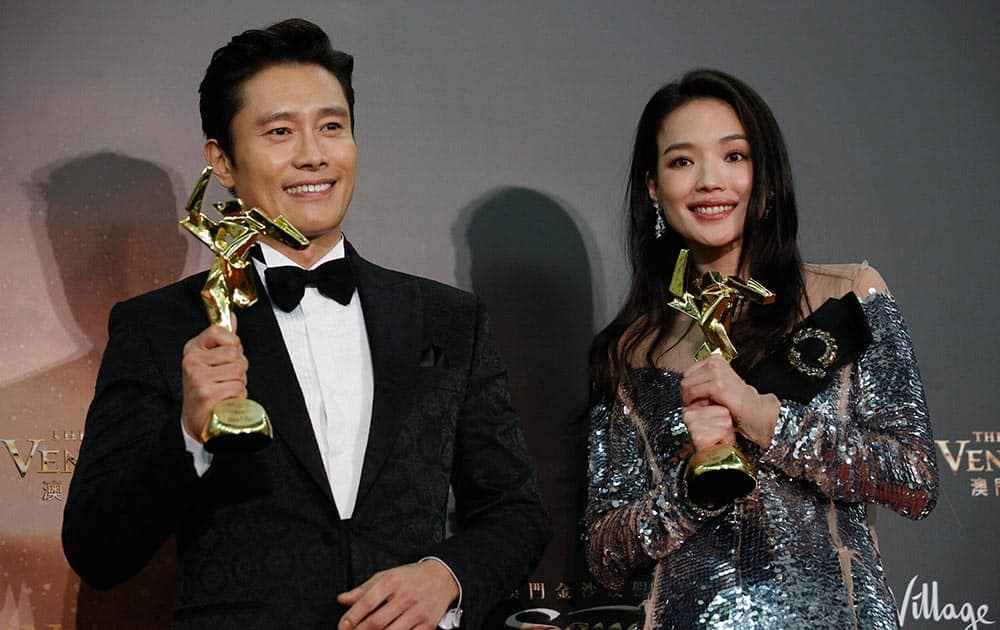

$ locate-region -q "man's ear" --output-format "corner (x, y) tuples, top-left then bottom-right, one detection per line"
(204, 140), (235, 190)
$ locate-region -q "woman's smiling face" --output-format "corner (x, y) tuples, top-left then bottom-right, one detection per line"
(647, 97), (753, 272)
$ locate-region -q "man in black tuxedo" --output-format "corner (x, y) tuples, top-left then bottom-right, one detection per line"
(62, 19), (549, 629)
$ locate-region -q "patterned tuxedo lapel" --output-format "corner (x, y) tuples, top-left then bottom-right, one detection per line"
(346, 241), (422, 510)
(238, 267), (335, 506)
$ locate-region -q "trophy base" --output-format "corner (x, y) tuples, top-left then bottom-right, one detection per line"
(204, 398), (273, 454)
(684, 443), (757, 510)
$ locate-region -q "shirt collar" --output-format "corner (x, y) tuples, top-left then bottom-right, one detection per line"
(257, 233), (346, 270)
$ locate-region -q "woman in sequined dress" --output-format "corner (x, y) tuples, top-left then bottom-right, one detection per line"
(584, 69), (938, 629)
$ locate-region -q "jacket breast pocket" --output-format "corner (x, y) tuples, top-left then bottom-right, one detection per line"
(414, 366), (463, 393)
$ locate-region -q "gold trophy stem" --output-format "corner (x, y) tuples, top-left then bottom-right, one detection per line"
(198, 257), (273, 454)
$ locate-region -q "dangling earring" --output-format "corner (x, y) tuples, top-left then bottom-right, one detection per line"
(653, 202), (666, 239)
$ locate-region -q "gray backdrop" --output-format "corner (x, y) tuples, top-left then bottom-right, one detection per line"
(1, 1), (997, 628)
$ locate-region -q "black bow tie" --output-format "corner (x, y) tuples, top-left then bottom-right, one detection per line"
(265, 259), (356, 311)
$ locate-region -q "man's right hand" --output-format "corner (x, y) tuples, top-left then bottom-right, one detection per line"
(181, 318), (248, 443)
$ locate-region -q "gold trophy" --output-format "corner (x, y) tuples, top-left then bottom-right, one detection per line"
(180, 166), (310, 453)
(667, 249), (775, 508)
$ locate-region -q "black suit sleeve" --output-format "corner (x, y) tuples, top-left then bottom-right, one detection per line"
(62, 300), (198, 588)
(426, 299), (551, 628)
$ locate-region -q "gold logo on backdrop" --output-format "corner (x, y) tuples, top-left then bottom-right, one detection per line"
(935, 431), (1000, 497)
(2, 432), (80, 479)
(41, 479), (65, 502)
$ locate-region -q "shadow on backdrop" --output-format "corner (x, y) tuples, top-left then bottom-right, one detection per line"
(453, 187), (594, 622)
(0, 152), (186, 628)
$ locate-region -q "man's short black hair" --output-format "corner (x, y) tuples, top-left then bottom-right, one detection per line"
(199, 18), (355, 160)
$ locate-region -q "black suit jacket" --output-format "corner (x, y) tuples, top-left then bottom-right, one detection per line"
(63, 242), (550, 629)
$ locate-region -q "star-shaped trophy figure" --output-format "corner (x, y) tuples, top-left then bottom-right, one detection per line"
(179, 166), (310, 453)
(668, 249), (776, 362)
(666, 249), (776, 508)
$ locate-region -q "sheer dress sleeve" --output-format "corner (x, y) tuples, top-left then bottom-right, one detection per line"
(760, 268), (938, 519)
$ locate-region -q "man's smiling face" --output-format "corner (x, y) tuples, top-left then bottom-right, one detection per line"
(206, 62), (357, 260)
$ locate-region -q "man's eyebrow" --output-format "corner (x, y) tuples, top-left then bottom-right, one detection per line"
(255, 110), (298, 126)
(316, 105), (349, 118)
(254, 105), (349, 126)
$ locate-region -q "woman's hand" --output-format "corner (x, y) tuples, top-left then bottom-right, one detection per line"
(681, 355), (780, 449)
(682, 399), (738, 451)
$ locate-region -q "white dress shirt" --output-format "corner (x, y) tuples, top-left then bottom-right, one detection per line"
(184, 237), (373, 519)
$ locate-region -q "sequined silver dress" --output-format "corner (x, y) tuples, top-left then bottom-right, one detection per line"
(584, 290), (938, 629)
